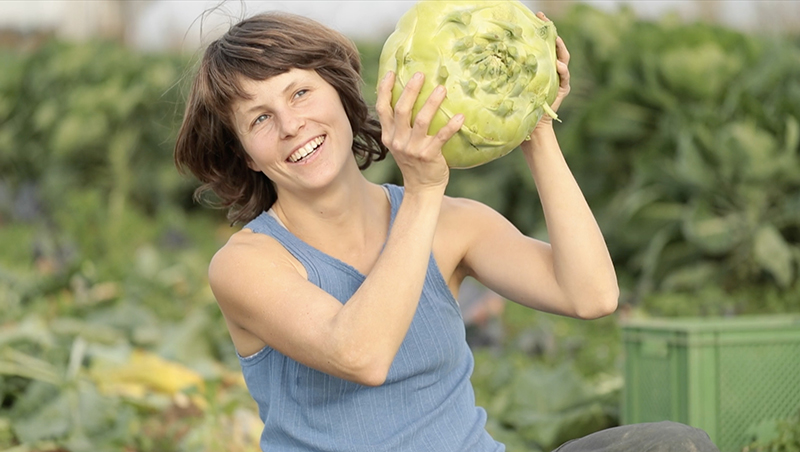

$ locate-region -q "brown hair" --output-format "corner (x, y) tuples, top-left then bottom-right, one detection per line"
(174, 12), (388, 224)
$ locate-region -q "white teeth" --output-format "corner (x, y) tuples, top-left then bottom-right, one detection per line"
(288, 136), (325, 163)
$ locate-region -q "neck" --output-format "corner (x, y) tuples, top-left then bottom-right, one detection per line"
(271, 176), (389, 250)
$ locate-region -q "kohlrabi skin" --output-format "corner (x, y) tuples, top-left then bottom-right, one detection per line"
(378, 0), (560, 168)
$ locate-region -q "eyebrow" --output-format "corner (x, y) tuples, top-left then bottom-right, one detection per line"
(242, 78), (305, 116)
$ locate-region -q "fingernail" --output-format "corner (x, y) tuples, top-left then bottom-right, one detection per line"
(413, 72), (423, 81)
(434, 85), (445, 95)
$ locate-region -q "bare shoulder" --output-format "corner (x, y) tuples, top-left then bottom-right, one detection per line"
(433, 196), (515, 286)
(210, 228), (306, 283)
(207, 228), (313, 356)
(438, 195), (511, 236)
(437, 194), (539, 281)
(208, 228), (308, 325)
(214, 227), (283, 255)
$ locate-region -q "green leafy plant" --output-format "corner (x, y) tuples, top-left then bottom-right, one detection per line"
(472, 351), (621, 452)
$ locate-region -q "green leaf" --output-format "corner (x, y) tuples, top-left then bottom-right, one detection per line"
(157, 309), (217, 374)
(11, 389), (71, 443)
(660, 261), (720, 291)
(658, 43), (743, 100)
(682, 201), (747, 255)
(746, 418), (781, 445)
(636, 225), (675, 296)
(0, 417), (14, 448)
(11, 380), (124, 446)
(49, 113), (109, 158)
(753, 224), (795, 288)
(673, 131), (713, 189)
(585, 98), (649, 141)
(49, 318), (123, 345)
(495, 363), (616, 449)
(0, 348), (62, 385)
(785, 115), (799, 156)
(721, 120), (780, 182)
(0, 316), (55, 348)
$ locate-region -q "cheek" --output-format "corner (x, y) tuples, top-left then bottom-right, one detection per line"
(239, 131), (276, 164)
(337, 109), (355, 142)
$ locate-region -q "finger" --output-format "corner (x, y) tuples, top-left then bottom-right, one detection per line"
(410, 84), (447, 138)
(393, 72), (425, 127)
(555, 36), (571, 65)
(556, 60), (570, 90)
(536, 11), (550, 22)
(432, 113), (465, 147)
(550, 96), (562, 114)
(375, 71), (396, 135)
(549, 61), (570, 112)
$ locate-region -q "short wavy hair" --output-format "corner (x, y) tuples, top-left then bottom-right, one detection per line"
(174, 12), (388, 224)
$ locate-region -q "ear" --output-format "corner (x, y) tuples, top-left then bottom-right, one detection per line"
(235, 141), (260, 172)
(245, 157), (260, 172)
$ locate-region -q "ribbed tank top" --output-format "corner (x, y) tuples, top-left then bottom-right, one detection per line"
(238, 184), (504, 452)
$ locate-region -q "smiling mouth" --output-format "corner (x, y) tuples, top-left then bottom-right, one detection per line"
(288, 136), (325, 163)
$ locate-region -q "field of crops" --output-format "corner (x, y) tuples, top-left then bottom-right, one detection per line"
(1, 5), (798, 451)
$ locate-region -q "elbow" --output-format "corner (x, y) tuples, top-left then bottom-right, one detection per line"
(573, 287), (619, 320)
(337, 349), (390, 387)
(355, 367), (389, 387)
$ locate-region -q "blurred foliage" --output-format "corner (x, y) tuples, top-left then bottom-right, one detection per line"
(744, 413), (800, 452)
(470, 302), (622, 451)
(0, 40), (258, 451)
(0, 4), (799, 451)
(541, 6), (800, 315)
(366, 5), (800, 316)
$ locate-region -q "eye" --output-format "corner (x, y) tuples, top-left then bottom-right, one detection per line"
(294, 89), (308, 99)
(253, 114), (270, 126)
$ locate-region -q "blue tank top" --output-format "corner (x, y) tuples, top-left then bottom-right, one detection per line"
(239, 184), (504, 452)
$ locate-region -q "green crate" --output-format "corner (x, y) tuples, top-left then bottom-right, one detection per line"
(622, 315), (800, 452)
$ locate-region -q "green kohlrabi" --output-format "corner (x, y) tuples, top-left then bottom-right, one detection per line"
(378, 0), (561, 168)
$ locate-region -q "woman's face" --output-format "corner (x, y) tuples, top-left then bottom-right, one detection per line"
(231, 68), (354, 194)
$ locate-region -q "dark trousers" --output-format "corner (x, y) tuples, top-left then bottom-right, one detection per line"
(552, 421), (720, 452)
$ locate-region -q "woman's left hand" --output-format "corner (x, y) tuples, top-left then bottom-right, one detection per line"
(530, 11), (571, 133)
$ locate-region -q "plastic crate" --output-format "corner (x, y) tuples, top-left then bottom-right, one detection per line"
(622, 315), (800, 452)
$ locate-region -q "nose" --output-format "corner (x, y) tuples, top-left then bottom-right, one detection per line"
(278, 109), (304, 139)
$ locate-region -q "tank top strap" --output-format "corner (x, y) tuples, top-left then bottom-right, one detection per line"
(243, 184), (405, 285)
(384, 183), (403, 221)
(245, 212), (328, 285)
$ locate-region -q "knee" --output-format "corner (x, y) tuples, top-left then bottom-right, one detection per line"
(647, 421), (719, 452)
(554, 421), (720, 452)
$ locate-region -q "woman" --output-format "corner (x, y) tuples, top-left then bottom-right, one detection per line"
(174, 10), (717, 452)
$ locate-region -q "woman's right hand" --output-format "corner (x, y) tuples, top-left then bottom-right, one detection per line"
(375, 71), (464, 193)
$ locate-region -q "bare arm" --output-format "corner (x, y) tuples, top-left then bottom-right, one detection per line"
(459, 22), (618, 319)
(211, 189), (443, 386)
(210, 72), (464, 386)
